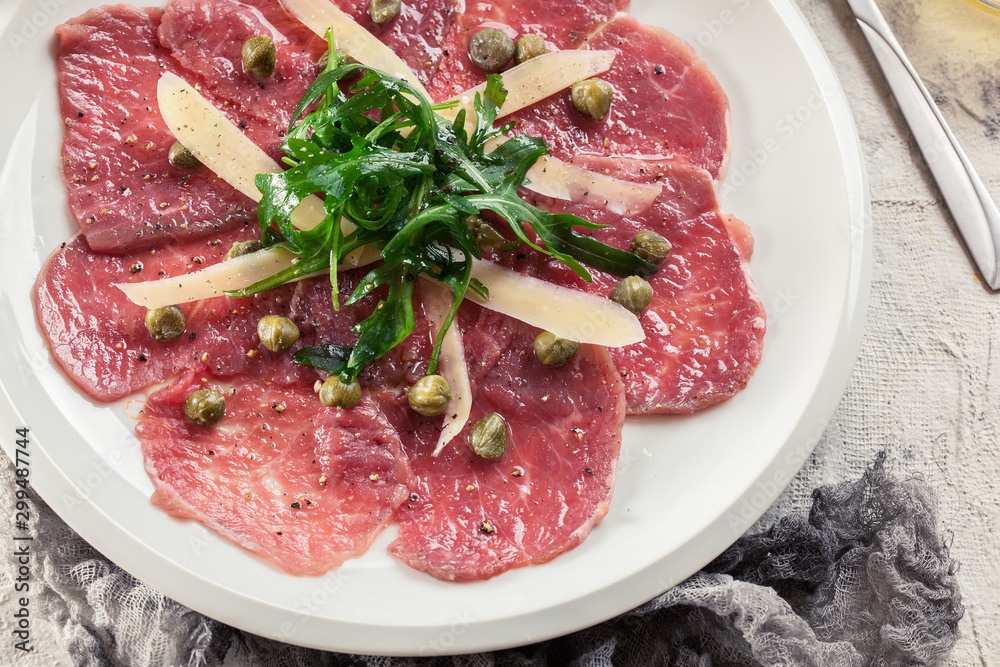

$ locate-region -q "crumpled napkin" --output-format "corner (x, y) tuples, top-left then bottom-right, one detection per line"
(0, 451), (962, 666)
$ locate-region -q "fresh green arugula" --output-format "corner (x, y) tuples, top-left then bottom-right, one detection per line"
(231, 34), (656, 383)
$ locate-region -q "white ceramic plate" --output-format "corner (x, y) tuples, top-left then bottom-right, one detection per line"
(0, 0), (870, 656)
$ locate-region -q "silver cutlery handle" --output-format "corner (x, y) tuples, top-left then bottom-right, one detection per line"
(852, 5), (1000, 288)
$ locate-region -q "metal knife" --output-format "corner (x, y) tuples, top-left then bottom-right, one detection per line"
(845, 0), (1000, 289)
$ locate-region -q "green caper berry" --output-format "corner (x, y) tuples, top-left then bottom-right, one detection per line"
(257, 315), (299, 352)
(225, 239), (264, 261)
(318, 48), (357, 70)
(631, 230), (671, 264)
(369, 0), (401, 24)
(242, 36), (277, 78)
(468, 28), (514, 73)
(470, 413), (507, 460)
(464, 214), (507, 251)
(570, 78), (614, 121)
(533, 331), (579, 367)
(168, 141), (200, 170)
(610, 276), (653, 315)
(513, 34), (546, 65)
(319, 376), (362, 409)
(407, 374), (452, 417)
(184, 388), (225, 426)
(145, 305), (185, 341)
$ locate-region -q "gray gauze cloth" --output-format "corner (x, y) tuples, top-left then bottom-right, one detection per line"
(0, 452), (963, 666)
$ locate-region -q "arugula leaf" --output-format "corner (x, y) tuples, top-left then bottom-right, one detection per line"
(293, 343), (353, 375)
(344, 264), (416, 381)
(236, 34), (660, 382)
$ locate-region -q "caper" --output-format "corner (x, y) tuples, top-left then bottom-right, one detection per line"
(369, 0), (401, 24)
(225, 239), (264, 261)
(464, 214), (507, 251)
(514, 34), (546, 65)
(184, 388), (225, 426)
(257, 315), (299, 352)
(533, 331), (579, 367)
(242, 36), (277, 78)
(570, 78), (614, 121)
(407, 374), (452, 417)
(468, 28), (514, 73)
(610, 276), (653, 315)
(168, 141), (201, 170)
(470, 413), (507, 460)
(145, 305), (185, 341)
(318, 48), (357, 70)
(319, 376), (362, 409)
(631, 230), (671, 265)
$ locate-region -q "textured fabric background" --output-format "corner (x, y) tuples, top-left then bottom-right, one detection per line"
(1, 0), (998, 664)
(765, 1), (1000, 663)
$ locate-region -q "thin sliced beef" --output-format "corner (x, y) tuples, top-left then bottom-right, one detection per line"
(508, 160), (764, 414)
(56, 5), (256, 254)
(34, 228), (316, 402)
(138, 370), (414, 576)
(264, 280), (628, 580)
(506, 15), (731, 179)
(384, 307), (626, 581)
(423, 0), (628, 99)
(32, 226), (400, 402)
(158, 0), (326, 161)
(122, 276), (626, 581)
(242, 0), (336, 56)
(329, 0), (463, 88)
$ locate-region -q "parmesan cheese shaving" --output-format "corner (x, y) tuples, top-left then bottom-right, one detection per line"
(277, 0), (431, 98)
(157, 73), (327, 232)
(117, 247), (299, 308)
(115, 244), (383, 308)
(466, 259), (644, 347)
(440, 50), (616, 122)
(524, 156), (662, 216)
(442, 49), (663, 214)
(156, 72), (374, 264)
(120, 254), (645, 348)
(420, 282), (473, 456)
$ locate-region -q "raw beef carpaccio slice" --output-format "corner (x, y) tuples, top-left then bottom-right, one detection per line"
(506, 14), (731, 179)
(326, 0), (464, 88)
(383, 307), (627, 581)
(126, 282), (626, 581)
(31, 229), (396, 402)
(503, 159), (765, 414)
(157, 0), (326, 162)
(56, 5), (256, 254)
(32, 228), (306, 402)
(423, 0), (630, 99)
(231, 280), (628, 580)
(137, 370), (414, 576)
